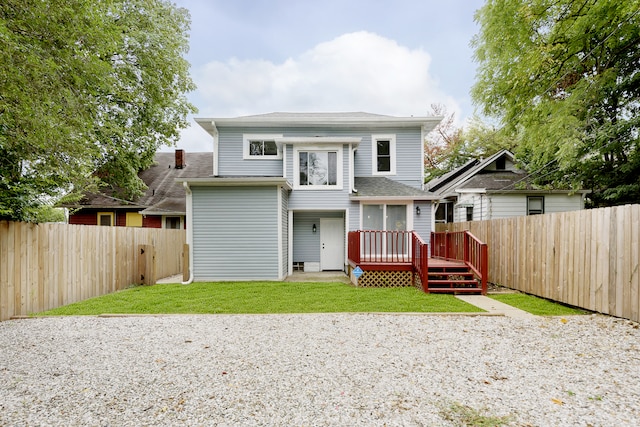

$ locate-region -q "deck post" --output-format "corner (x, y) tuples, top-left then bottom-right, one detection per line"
(481, 243), (488, 295)
(463, 231), (469, 264)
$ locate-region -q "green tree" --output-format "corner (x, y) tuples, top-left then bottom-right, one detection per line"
(424, 105), (512, 180)
(472, 0), (640, 206)
(0, 0), (196, 221)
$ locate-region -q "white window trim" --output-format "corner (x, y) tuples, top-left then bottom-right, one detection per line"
(371, 134), (396, 176)
(293, 145), (343, 190)
(243, 134), (283, 160)
(162, 215), (184, 229)
(359, 203), (412, 230)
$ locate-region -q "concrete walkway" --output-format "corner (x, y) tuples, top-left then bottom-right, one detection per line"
(456, 295), (536, 319)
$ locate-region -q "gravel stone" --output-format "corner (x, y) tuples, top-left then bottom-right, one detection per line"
(0, 314), (639, 426)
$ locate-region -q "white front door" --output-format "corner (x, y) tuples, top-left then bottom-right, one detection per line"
(320, 218), (344, 270)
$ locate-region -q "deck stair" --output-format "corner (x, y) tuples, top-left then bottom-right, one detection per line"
(426, 259), (482, 293)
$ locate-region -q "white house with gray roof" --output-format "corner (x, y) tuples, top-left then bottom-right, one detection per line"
(179, 112), (442, 281)
(425, 149), (589, 223)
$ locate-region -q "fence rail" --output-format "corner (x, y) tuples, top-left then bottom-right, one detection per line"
(436, 204), (640, 323)
(0, 221), (186, 321)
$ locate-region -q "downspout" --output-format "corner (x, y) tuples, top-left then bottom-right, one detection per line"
(350, 144), (358, 193)
(211, 121), (219, 177)
(182, 181), (194, 285)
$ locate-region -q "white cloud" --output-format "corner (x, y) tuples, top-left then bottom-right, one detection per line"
(171, 31), (463, 152)
(194, 31), (460, 118)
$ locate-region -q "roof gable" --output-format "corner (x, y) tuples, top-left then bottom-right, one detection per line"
(425, 149), (518, 196)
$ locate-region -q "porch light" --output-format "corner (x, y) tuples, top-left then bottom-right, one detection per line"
(416, 206), (421, 215)
(312, 224), (317, 232)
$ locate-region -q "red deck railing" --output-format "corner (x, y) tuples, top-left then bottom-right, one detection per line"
(347, 230), (429, 290)
(348, 229), (487, 294)
(431, 230), (488, 293)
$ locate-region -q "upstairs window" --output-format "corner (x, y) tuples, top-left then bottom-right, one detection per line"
(299, 151), (337, 186)
(243, 134), (282, 159)
(294, 146), (343, 189)
(372, 134), (396, 175)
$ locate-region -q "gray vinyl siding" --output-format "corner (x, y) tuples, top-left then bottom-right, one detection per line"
(216, 126), (424, 190)
(545, 194), (584, 212)
(487, 194), (584, 219)
(281, 186), (289, 277)
(287, 141), (353, 211)
(216, 127), (283, 176)
(354, 127), (424, 189)
(293, 211), (344, 262)
(191, 185), (280, 280)
(348, 201), (360, 232)
(413, 200), (432, 240)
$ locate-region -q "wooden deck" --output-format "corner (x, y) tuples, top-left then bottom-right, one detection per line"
(347, 230), (488, 294)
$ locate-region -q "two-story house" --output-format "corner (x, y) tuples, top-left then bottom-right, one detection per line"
(179, 112), (442, 282)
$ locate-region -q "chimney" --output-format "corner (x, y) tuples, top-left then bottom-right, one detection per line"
(175, 149), (185, 169)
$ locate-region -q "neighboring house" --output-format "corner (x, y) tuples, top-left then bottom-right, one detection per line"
(67, 150), (212, 229)
(179, 112), (442, 281)
(425, 149), (589, 223)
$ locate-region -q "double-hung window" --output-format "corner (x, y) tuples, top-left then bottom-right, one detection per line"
(294, 146), (343, 189)
(243, 134), (282, 159)
(372, 134), (396, 175)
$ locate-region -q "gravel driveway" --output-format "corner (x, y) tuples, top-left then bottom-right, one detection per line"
(0, 314), (639, 426)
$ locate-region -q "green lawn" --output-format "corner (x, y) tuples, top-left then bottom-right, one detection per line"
(39, 281), (484, 315)
(488, 293), (588, 316)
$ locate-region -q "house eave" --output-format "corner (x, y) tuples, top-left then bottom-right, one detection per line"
(196, 115), (442, 131)
(177, 177), (292, 190)
(486, 189), (592, 195)
(140, 210), (185, 216)
(350, 195), (438, 201)
(275, 136), (362, 146)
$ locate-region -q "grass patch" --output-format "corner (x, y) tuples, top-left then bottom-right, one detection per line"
(440, 401), (513, 427)
(488, 293), (588, 316)
(39, 281), (484, 315)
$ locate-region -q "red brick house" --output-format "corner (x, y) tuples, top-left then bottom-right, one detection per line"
(67, 150), (212, 228)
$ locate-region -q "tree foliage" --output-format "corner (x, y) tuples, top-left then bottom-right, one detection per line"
(424, 105), (513, 180)
(472, 0), (640, 206)
(0, 0), (196, 221)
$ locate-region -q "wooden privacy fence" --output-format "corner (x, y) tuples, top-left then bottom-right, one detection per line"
(0, 221), (186, 321)
(436, 204), (640, 323)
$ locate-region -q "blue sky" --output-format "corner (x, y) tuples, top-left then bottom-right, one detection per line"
(170, 0), (486, 152)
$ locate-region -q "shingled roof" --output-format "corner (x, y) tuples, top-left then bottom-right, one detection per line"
(351, 177), (437, 200)
(71, 151), (213, 215)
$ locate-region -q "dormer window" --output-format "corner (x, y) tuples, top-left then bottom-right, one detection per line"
(243, 134), (283, 159)
(372, 134), (396, 175)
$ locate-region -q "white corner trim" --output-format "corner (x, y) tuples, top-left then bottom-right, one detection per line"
(182, 182), (194, 285)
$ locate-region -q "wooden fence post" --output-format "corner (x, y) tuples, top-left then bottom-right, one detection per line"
(182, 243), (190, 282)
